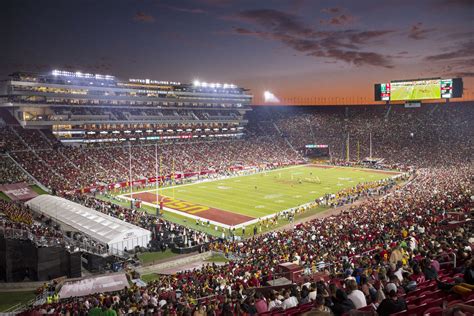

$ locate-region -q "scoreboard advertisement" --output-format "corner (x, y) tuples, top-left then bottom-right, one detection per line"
(375, 78), (463, 101)
(304, 144), (329, 158)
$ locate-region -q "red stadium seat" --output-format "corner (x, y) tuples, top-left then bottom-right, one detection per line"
(423, 298), (445, 310)
(390, 310), (408, 316)
(447, 299), (463, 307)
(358, 305), (376, 312)
(423, 306), (443, 316)
(407, 303), (428, 316)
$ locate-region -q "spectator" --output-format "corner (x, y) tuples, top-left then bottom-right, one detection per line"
(376, 283), (407, 316)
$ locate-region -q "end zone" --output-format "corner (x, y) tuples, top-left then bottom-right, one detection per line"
(120, 192), (255, 228)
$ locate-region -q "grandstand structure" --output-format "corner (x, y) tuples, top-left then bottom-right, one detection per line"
(0, 70), (472, 315)
(0, 70), (252, 143)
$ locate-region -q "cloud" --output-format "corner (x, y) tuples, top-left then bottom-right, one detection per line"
(232, 30), (394, 68)
(320, 7), (356, 26)
(345, 30), (395, 45)
(408, 22), (436, 40)
(321, 7), (342, 14)
(453, 71), (474, 77)
(229, 9), (394, 68)
(309, 49), (393, 68)
(425, 40), (474, 60)
(133, 11), (155, 23)
(440, 58), (474, 78)
(320, 14), (356, 26)
(235, 9), (317, 37)
(163, 5), (207, 14)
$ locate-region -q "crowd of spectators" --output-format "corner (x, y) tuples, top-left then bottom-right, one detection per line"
(22, 163), (473, 314)
(264, 103), (473, 168)
(0, 155), (31, 184)
(2, 103), (473, 314)
(0, 199), (65, 247)
(4, 103), (472, 193)
(4, 125), (300, 192)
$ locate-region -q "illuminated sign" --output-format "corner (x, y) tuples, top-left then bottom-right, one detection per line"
(441, 79), (453, 98)
(129, 78), (181, 85)
(305, 144), (329, 148)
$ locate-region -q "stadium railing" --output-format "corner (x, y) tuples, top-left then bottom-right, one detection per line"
(0, 225), (65, 248)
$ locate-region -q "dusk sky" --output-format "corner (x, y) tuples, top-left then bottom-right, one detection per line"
(2, 0), (473, 104)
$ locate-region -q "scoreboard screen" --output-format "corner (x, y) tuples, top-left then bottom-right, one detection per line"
(374, 83), (391, 101)
(375, 78), (463, 101)
(391, 79), (441, 101)
(441, 79), (453, 98)
(304, 144), (329, 158)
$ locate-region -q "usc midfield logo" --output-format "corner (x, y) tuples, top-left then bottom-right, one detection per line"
(160, 196), (210, 214)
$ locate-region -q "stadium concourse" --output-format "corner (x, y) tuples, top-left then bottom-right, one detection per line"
(0, 102), (472, 315)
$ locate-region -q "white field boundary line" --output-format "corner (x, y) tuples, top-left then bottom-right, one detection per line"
(118, 193), (316, 230)
(118, 194), (234, 229)
(311, 164), (402, 175)
(125, 164), (305, 195)
(118, 168), (407, 231)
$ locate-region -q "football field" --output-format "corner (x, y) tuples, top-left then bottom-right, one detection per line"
(120, 165), (399, 228)
(391, 80), (441, 101)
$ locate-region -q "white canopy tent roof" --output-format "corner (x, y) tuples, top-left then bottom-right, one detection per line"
(26, 195), (151, 254)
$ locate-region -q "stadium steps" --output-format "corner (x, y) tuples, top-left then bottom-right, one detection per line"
(4, 153), (51, 193)
(79, 147), (109, 173)
(430, 103), (439, 114)
(307, 118), (317, 144)
(271, 122), (299, 155)
(0, 108), (20, 126)
(9, 127), (64, 180)
(103, 146), (129, 171)
(191, 111), (200, 120)
(272, 122), (282, 135)
(37, 129), (56, 147)
(57, 148), (81, 170)
(8, 126), (31, 149)
(384, 104), (392, 120)
(43, 139), (84, 171)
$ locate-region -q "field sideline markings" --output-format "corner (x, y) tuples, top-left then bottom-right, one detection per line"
(116, 165), (403, 229)
(119, 193), (317, 230)
(128, 164), (307, 194)
(121, 166), (393, 216)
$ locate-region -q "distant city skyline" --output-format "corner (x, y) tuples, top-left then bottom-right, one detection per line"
(2, 0), (473, 104)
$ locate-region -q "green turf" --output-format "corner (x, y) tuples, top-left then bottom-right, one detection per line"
(101, 165), (397, 238)
(391, 80), (440, 101)
(205, 254), (229, 263)
(137, 249), (180, 265)
(97, 194), (224, 236)
(0, 185), (47, 202)
(141, 273), (160, 283)
(0, 291), (36, 312)
(31, 185), (49, 195)
(0, 192), (11, 201)
(143, 165), (393, 218)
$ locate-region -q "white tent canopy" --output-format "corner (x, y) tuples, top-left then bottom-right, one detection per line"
(26, 195), (151, 254)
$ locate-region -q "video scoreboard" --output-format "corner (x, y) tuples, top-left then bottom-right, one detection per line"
(375, 78), (463, 101)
